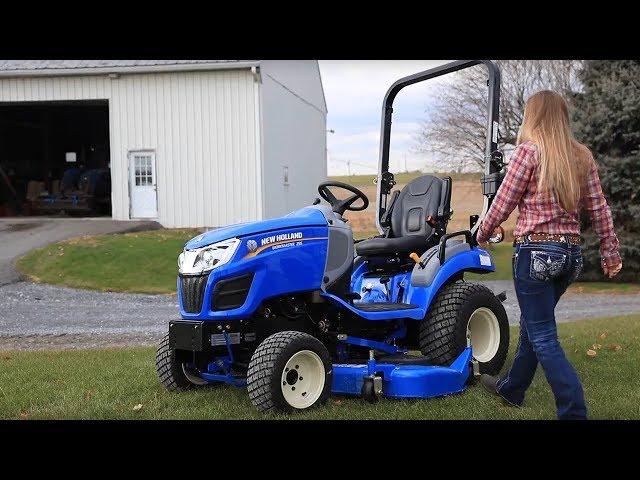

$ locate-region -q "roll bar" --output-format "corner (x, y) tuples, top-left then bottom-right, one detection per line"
(374, 60), (503, 234)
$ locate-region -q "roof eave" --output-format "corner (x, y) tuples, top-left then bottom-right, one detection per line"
(0, 61), (261, 78)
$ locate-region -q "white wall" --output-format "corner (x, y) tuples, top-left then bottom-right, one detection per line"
(259, 61), (327, 218)
(0, 69), (262, 228)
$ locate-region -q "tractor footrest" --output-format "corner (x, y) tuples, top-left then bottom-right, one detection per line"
(354, 302), (417, 312)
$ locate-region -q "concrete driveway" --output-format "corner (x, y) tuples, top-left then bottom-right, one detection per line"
(0, 217), (166, 349)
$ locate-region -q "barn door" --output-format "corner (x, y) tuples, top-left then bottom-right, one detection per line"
(129, 150), (158, 219)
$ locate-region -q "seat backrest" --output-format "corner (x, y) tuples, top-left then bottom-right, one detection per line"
(390, 175), (444, 239)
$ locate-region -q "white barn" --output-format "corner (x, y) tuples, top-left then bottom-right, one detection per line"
(0, 60), (327, 227)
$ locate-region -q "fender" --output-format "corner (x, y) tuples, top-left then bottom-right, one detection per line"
(405, 247), (495, 311)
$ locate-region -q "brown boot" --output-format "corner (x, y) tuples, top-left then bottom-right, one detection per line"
(479, 374), (521, 408)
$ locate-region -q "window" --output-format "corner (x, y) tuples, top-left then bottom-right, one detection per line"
(133, 155), (153, 186)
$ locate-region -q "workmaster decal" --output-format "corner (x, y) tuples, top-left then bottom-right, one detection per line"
(243, 233), (326, 259)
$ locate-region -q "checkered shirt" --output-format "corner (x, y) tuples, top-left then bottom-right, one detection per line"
(477, 141), (621, 265)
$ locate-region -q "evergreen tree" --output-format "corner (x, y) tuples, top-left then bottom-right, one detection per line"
(572, 60), (640, 282)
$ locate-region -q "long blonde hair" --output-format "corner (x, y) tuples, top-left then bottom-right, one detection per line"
(517, 90), (592, 212)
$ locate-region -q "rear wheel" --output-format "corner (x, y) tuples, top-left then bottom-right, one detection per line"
(155, 333), (209, 391)
(247, 331), (332, 414)
(418, 281), (509, 375)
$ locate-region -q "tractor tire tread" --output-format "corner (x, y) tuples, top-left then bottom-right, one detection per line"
(247, 331), (331, 414)
(418, 281), (508, 374)
(155, 333), (193, 392)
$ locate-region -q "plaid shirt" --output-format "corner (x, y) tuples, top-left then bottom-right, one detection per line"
(477, 141), (621, 265)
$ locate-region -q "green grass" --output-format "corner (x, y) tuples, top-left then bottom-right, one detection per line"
(467, 243), (639, 293)
(1, 314), (638, 419)
(329, 171), (481, 187)
(16, 229), (200, 294)
(16, 231), (636, 295)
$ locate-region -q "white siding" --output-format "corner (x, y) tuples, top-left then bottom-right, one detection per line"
(0, 69), (261, 228)
(259, 61), (327, 218)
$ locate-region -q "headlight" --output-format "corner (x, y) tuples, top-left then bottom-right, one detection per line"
(178, 238), (240, 275)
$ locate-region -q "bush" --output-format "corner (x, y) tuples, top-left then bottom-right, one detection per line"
(572, 61), (640, 282)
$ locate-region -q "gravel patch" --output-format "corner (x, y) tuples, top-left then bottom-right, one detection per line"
(2, 279), (640, 351)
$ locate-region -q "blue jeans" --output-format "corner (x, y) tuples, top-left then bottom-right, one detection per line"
(496, 239), (587, 420)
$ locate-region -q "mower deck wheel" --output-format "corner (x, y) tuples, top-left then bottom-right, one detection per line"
(361, 377), (379, 403)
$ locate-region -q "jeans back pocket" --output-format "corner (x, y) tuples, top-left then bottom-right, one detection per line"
(529, 250), (567, 281)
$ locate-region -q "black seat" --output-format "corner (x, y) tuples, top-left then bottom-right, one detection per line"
(356, 175), (451, 257)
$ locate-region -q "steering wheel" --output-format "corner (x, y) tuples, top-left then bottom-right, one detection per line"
(318, 181), (369, 217)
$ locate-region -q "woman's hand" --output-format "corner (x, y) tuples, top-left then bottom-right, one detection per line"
(603, 261), (623, 279)
(478, 226), (504, 248)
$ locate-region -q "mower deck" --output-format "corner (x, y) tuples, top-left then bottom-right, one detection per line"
(193, 349), (475, 401)
(331, 347), (473, 399)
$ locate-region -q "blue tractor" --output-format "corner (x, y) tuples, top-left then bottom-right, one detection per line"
(156, 60), (510, 413)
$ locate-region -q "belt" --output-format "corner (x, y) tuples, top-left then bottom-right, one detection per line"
(513, 233), (581, 246)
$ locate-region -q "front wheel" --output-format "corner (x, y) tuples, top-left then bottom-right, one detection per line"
(419, 281), (509, 375)
(155, 333), (210, 391)
(247, 331), (332, 414)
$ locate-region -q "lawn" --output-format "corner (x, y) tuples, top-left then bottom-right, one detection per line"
(16, 229), (200, 294)
(17, 231), (635, 295)
(1, 314), (638, 420)
(330, 171), (482, 187)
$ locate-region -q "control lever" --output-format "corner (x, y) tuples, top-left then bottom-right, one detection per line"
(379, 276), (391, 301)
(409, 252), (426, 269)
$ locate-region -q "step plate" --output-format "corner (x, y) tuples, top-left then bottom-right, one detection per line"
(353, 302), (418, 312)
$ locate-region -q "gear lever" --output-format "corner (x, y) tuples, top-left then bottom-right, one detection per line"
(379, 276), (391, 301)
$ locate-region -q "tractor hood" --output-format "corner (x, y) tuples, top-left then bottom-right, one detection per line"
(184, 207), (329, 250)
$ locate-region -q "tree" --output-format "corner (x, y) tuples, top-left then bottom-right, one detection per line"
(413, 60), (583, 171)
(572, 60), (640, 283)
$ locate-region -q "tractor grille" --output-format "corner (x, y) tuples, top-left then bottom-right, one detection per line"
(180, 273), (209, 314)
(211, 273), (254, 311)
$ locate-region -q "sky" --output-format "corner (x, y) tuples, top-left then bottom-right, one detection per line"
(318, 60), (452, 176)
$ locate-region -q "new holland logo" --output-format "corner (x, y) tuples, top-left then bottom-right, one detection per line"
(260, 232), (303, 247)
(243, 232), (328, 259)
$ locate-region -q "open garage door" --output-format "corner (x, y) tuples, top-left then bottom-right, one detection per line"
(0, 100), (111, 217)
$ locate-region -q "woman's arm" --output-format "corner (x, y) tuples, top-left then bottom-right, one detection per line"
(582, 158), (621, 269)
(477, 143), (536, 243)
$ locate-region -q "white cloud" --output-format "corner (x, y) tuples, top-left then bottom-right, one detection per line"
(319, 60), (450, 118)
(319, 60), (452, 175)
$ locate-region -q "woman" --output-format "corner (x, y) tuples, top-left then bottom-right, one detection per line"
(476, 90), (622, 420)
